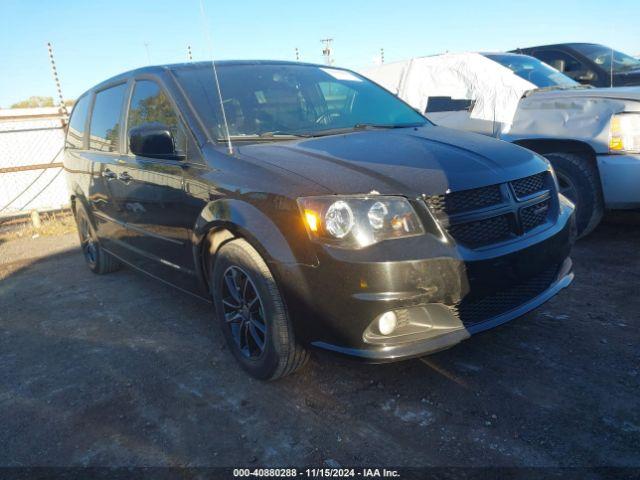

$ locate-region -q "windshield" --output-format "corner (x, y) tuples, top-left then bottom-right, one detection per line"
(172, 63), (427, 140)
(484, 54), (580, 88)
(571, 44), (640, 73)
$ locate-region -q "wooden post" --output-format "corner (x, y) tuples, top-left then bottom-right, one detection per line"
(30, 210), (42, 229)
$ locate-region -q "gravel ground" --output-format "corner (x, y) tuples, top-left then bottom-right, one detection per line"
(0, 214), (638, 469)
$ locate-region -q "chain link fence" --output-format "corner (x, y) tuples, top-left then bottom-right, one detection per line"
(0, 108), (69, 218)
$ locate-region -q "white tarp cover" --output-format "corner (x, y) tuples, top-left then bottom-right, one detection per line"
(362, 53), (536, 125)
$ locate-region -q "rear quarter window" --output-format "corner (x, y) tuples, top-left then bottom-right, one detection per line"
(89, 83), (127, 152)
(66, 95), (91, 149)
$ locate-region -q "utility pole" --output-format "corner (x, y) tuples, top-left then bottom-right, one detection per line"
(321, 38), (334, 66)
(143, 42), (151, 64)
(187, 45), (193, 61)
(46, 42), (68, 117)
(295, 47), (300, 61)
(380, 48), (385, 64)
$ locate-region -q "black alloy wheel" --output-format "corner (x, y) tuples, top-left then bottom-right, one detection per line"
(221, 265), (267, 359)
(73, 203), (121, 274)
(211, 238), (309, 380)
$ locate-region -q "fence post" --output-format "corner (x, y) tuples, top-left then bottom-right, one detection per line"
(30, 210), (42, 229)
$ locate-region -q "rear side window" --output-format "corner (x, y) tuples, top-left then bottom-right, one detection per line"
(66, 95), (91, 149)
(127, 80), (186, 153)
(425, 96), (474, 113)
(89, 83), (127, 152)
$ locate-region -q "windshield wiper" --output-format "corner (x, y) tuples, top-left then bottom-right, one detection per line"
(218, 123), (427, 141)
(526, 84), (593, 95)
(303, 122), (426, 138)
(353, 122), (425, 129)
(216, 132), (310, 142)
(259, 131), (312, 138)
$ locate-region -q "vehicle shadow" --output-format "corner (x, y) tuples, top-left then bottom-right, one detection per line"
(0, 213), (638, 468)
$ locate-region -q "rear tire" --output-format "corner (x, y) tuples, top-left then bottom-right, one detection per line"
(73, 203), (121, 274)
(544, 152), (604, 238)
(211, 238), (308, 380)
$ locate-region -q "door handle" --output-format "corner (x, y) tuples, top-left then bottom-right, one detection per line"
(119, 171), (132, 183)
(102, 168), (117, 180)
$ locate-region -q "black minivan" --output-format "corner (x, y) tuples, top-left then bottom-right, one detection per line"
(64, 61), (575, 379)
(512, 43), (640, 87)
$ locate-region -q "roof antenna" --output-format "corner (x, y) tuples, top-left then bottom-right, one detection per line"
(199, 0), (233, 155)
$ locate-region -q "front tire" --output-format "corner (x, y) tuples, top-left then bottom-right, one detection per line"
(211, 239), (308, 380)
(73, 203), (121, 274)
(544, 152), (604, 238)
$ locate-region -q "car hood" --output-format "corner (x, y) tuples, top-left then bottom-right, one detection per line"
(237, 126), (546, 196)
(529, 85), (640, 102)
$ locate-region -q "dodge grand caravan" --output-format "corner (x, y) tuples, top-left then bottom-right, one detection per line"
(64, 61), (575, 379)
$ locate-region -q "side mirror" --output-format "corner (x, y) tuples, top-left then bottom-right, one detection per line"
(129, 123), (185, 160)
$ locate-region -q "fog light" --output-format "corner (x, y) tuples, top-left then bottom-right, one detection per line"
(377, 311), (398, 335)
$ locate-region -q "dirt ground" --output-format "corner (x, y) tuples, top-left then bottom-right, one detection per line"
(0, 213), (638, 469)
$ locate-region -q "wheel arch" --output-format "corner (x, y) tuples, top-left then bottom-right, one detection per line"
(512, 138), (597, 163)
(68, 187), (97, 232)
(192, 198), (315, 293)
(512, 138), (603, 193)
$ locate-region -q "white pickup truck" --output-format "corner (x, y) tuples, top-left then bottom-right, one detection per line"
(364, 53), (640, 236)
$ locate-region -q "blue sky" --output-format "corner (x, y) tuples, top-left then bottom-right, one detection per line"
(0, 0), (638, 108)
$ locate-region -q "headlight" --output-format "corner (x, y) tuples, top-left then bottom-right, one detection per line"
(609, 113), (640, 153)
(298, 196), (424, 249)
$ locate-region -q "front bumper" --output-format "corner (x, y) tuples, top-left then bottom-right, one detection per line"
(274, 198), (575, 362)
(597, 153), (640, 209)
(313, 258), (573, 361)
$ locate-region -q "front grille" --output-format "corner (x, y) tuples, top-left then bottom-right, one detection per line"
(521, 199), (551, 232)
(448, 214), (513, 248)
(426, 171), (555, 249)
(512, 172), (547, 198)
(451, 265), (559, 327)
(425, 184), (503, 216)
